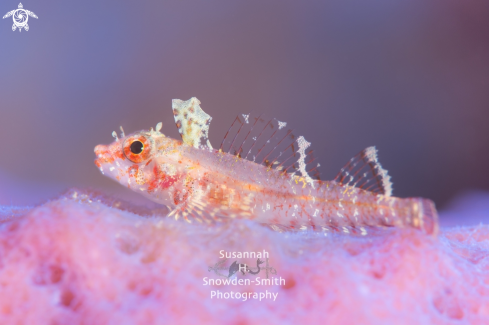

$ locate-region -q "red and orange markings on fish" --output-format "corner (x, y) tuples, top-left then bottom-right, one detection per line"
(94, 140), (125, 168)
(94, 97), (439, 236)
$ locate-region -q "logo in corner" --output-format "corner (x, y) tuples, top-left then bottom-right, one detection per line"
(3, 3), (37, 32)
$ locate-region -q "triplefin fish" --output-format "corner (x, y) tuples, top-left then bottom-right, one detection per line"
(94, 97), (439, 236)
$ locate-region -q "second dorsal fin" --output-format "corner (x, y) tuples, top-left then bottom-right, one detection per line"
(334, 147), (393, 196)
(219, 113), (320, 182)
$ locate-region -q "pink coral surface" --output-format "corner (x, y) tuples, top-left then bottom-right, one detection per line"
(0, 190), (488, 325)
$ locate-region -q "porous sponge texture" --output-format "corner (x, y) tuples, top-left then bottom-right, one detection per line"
(0, 191), (488, 325)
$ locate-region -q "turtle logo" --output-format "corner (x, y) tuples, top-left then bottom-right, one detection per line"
(3, 3), (37, 32)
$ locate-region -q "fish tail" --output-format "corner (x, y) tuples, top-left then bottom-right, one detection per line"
(410, 198), (439, 236)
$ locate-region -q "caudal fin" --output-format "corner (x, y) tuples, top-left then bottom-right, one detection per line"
(418, 199), (439, 236)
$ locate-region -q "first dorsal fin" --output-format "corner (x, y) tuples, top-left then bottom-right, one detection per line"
(334, 147), (393, 196)
(219, 113), (320, 182)
(172, 97), (213, 149)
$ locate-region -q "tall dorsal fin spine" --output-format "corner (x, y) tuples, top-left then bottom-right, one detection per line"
(172, 97), (213, 150)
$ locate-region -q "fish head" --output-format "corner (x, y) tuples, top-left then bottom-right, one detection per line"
(94, 97), (215, 208)
(94, 126), (185, 206)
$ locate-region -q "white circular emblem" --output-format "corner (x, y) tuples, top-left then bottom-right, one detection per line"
(13, 9), (28, 28)
(2, 3), (38, 32)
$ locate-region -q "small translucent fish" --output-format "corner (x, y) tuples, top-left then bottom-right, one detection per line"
(94, 97), (438, 236)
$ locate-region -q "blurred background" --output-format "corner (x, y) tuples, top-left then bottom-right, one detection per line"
(0, 0), (488, 219)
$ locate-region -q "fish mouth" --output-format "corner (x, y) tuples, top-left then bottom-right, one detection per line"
(94, 144), (116, 168)
(94, 140), (125, 169)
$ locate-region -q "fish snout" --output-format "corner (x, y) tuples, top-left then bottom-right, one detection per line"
(94, 144), (108, 155)
(94, 144), (113, 168)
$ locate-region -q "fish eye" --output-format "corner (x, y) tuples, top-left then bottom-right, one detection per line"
(123, 135), (151, 163)
(130, 140), (144, 155)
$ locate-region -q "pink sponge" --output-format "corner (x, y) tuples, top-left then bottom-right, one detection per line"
(0, 190), (488, 324)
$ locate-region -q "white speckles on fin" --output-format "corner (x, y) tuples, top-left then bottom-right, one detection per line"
(172, 97), (213, 149)
(334, 146), (393, 196)
(219, 112), (321, 181)
(296, 136), (315, 188)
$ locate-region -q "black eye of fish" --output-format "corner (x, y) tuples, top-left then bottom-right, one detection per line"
(130, 140), (144, 154)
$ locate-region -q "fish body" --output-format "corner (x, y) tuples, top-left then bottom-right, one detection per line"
(94, 97), (438, 236)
